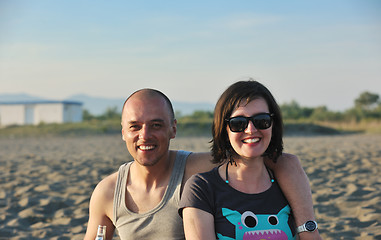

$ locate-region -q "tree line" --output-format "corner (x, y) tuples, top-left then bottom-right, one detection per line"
(2, 91), (378, 137)
(83, 91), (381, 124)
(280, 91), (381, 122)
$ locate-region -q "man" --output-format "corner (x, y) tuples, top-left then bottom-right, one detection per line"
(84, 89), (320, 240)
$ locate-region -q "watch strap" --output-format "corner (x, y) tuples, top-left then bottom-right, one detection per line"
(296, 224), (307, 233)
(296, 220), (317, 233)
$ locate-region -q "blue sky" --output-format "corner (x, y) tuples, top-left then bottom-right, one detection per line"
(1, 0), (380, 111)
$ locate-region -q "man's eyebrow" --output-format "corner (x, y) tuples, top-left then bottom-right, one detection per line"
(127, 120), (139, 125)
(127, 119), (165, 124)
(151, 119), (165, 122)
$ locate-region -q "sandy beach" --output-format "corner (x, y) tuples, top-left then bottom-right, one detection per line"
(1, 134), (380, 239)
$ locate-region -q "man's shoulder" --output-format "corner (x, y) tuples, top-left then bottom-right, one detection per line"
(185, 152), (211, 165)
(278, 152), (300, 164)
(87, 171), (118, 231)
(93, 172), (118, 200)
(182, 152), (216, 183)
(100, 171), (118, 185)
(280, 152), (298, 160)
(265, 152), (300, 172)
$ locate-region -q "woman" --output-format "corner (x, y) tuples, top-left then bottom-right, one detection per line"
(179, 80), (297, 239)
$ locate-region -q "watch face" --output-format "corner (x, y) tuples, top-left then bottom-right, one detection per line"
(305, 221), (316, 231)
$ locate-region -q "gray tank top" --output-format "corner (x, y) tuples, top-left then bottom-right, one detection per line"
(113, 150), (191, 240)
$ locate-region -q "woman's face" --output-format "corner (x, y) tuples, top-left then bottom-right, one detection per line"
(227, 97), (272, 161)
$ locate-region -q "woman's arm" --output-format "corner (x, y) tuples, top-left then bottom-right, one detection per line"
(266, 153), (321, 240)
(183, 207), (216, 240)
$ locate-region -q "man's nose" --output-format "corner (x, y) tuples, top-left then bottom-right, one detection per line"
(139, 125), (151, 139)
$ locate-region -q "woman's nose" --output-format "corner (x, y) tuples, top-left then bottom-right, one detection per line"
(244, 120), (258, 133)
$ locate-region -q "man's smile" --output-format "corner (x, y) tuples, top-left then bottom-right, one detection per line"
(138, 145), (156, 151)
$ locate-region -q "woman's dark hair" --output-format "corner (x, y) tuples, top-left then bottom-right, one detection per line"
(211, 80), (283, 164)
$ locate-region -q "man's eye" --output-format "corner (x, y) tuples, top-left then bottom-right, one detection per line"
(130, 125), (140, 130)
(152, 123), (162, 129)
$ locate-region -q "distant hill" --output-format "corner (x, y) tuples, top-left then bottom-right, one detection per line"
(172, 101), (214, 116)
(66, 94), (214, 116)
(0, 93), (47, 102)
(66, 94), (125, 116)
(0, 93), (214, 116)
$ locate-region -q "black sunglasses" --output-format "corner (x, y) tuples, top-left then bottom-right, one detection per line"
(226, 113), (274, 132)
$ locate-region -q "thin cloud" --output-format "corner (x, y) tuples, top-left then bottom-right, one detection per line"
(221, 14), (282, 30)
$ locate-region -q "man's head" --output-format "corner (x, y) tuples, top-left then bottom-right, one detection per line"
(121, 89), (177, 166)
(121, 89), (175, 124)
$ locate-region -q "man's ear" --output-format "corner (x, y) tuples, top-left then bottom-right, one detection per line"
(121, 129), (125, 141)
(170, 119), (177, 139)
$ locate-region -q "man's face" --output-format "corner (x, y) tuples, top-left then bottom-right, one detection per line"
(121, 94), (176, 167)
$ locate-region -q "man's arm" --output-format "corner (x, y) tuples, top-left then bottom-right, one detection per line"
(84, 173), (117, 240)
(266, 153), (321, 240)
(183, 152), (216, 183)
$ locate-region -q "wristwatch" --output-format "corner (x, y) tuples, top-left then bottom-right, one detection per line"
(296, 220), (318, 233)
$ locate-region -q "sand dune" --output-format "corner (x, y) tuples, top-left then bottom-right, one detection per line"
(0, 134), (380, 239)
